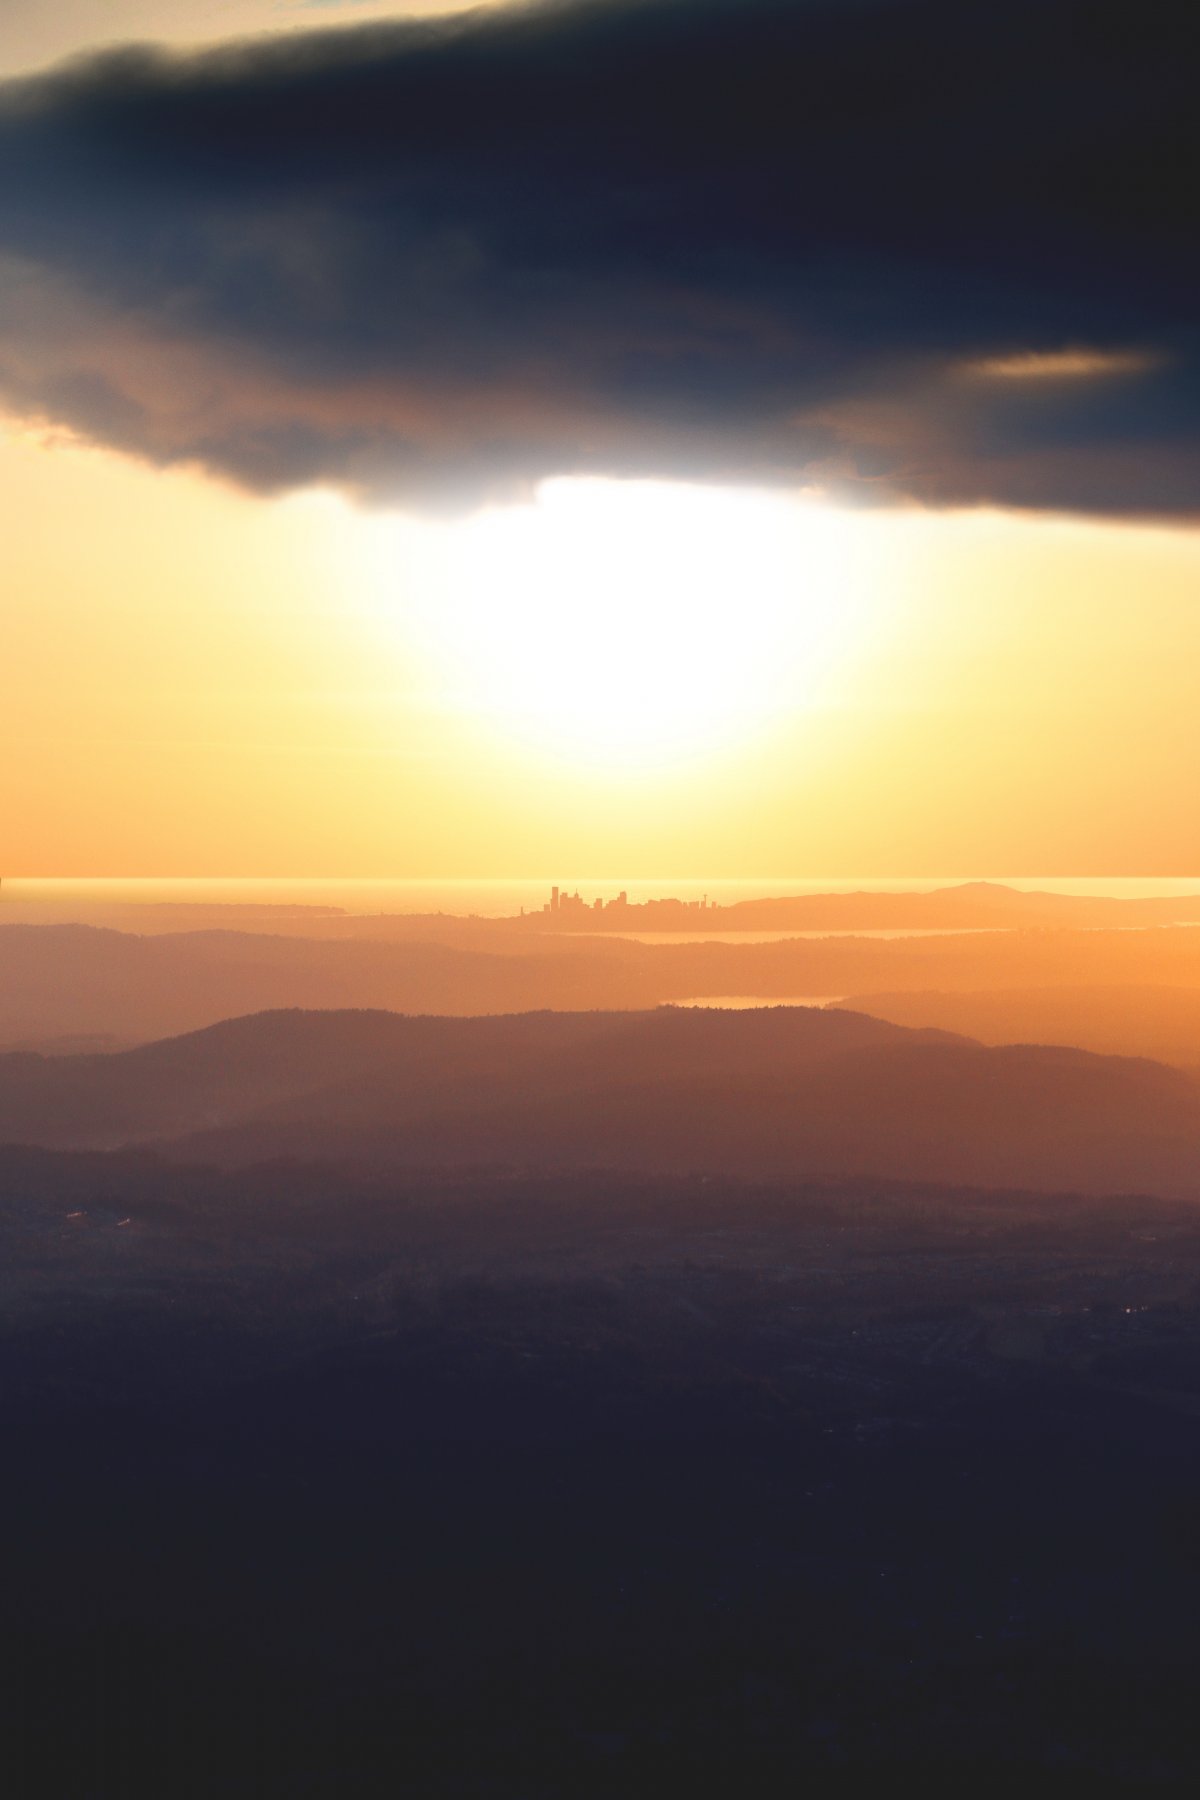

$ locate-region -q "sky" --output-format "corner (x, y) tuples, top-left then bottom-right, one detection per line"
(0, 2), (479, 78)
(2, 0), (1197, 878)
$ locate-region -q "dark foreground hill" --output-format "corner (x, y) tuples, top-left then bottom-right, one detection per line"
(4, 1004), (1200, 1196)
(0, 1005), (949, 1149)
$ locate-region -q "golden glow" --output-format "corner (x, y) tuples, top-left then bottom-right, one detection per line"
(5, 418), (1200, 878)
(353, 481), (875, 769)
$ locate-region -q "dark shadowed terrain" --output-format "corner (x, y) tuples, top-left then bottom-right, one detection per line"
(4, 925), (1200, 1794)
(2, 1147), (1200, 1795)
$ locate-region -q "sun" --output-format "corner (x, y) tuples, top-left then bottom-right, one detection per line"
(359, 478), (873, 769)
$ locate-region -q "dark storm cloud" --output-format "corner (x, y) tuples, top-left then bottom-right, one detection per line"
(0, 0), (1195, 513)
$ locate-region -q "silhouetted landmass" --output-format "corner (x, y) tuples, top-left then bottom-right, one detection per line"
(10, 880), (1200, 943)
(4, 1005), (1200, 1198)
(844, 984), (1200, 1072)
(516, 880), (1200, 932)
(8, 918), (1200, 1060)
(0, 923), (654, 1045)
(0, 1004), (956, 1149)
(2, 1149), (1200, 1795)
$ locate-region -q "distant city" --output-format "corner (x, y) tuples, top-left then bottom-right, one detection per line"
(512, 882), (1200, 934)
(524, 886), (717, 923)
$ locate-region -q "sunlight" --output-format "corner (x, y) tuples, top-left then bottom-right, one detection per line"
(369, 480), (872, 768)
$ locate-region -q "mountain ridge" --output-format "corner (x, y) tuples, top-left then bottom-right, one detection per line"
(3, 1004), (1198, 1198)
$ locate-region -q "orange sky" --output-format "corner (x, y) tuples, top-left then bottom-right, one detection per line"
(5, 417), (1199, 878)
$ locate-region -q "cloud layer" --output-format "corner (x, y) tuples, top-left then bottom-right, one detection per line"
(0, 0), (1195, 513)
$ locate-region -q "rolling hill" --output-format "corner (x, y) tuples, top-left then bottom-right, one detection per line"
(3, 1004), (1199, 1196)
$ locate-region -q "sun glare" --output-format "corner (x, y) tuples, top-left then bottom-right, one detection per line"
(356, 480), (873, 769)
